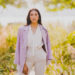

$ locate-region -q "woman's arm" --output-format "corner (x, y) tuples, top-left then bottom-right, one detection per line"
(14, 28), (21, 65)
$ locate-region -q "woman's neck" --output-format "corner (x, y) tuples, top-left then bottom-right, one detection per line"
(30, 22), (38, 33)
(30, 23), (38, 28)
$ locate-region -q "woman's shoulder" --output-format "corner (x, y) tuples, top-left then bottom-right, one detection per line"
(18, 25), (28, 31)
(40, 24), (48, 33)
(17, 26), (23, 32)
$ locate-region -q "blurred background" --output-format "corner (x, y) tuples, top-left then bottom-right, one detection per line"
(0, 0), (75, 75)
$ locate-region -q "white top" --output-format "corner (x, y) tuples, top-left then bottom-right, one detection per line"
(27, 24), (44, 55)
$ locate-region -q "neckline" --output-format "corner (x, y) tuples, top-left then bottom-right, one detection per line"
(30, 24), (39, 35)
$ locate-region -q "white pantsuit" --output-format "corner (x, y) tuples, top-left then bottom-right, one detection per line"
(17, 24), (47, 75)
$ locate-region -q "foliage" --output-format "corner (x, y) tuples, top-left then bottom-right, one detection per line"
(0, 24), (21, 75)
(67, 31), (75, 48)
(43, 0), (75, 11)
(45, 24), (75, 75)
(0, 0), (27, 8)
(0, 0), (15, 8)
(6, 34), (17, 53)
(0, 0), (75, 11)
(0, 52), (16, 75)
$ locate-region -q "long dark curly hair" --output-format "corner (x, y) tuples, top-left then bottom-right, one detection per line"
(26, 8), (42, 26)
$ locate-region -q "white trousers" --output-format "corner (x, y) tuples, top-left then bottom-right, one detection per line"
(17, 47), (47, 75)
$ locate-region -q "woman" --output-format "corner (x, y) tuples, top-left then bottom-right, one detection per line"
(14, 8), (53, 75)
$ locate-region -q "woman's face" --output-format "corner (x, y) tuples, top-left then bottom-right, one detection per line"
(30, 10), (39, 23)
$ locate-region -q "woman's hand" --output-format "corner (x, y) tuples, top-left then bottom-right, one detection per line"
(22, 63), (28, 75)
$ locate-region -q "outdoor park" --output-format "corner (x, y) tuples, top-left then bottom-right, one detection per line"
(0, 0), (75, 75)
